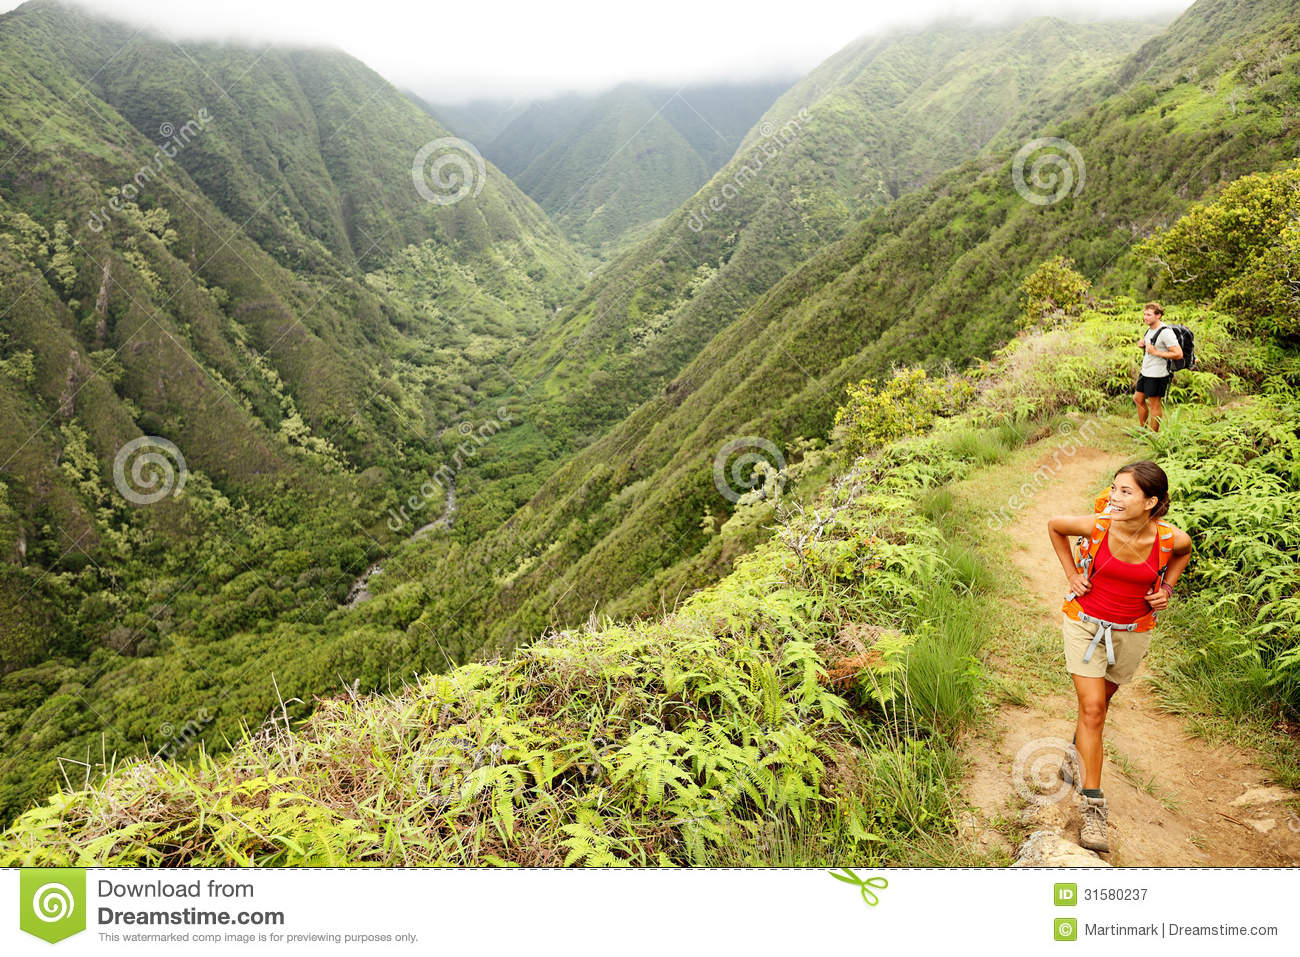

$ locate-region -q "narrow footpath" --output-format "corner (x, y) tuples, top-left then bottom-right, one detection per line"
(957, 442), (1300, 866)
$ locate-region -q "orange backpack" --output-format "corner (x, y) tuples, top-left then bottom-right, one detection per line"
(1062, 492), (1174, 632)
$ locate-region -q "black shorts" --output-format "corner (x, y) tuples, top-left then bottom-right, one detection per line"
(1135, 374), (1169, 398)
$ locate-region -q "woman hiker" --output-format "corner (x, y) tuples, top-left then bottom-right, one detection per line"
(1046, 460), (1193, 853)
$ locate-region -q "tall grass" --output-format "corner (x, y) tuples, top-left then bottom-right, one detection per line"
(896, 580), (987, 738)
(943, 425), (1022, 466)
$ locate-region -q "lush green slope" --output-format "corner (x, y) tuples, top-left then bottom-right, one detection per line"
(427, 80), (793, 251)
(541, 0), (1297, 628)
(3, 0), (1295, 839)
(506, 16), (1163, 445)
(385, 18), (1161, 651)
(0, 0), (585, 821)
(442, 93), (589, 183)
(407, 92), (532, 157)
(369, 0), (1296, 666)
(2, 287), (1292, 865)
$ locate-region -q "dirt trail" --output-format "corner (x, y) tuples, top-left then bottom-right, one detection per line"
(959, 445), (1300, 866)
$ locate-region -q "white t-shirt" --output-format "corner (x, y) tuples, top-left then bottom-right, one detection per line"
(1141, 326), (1179, 378)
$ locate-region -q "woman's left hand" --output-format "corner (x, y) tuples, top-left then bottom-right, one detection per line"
(1144, 588), (1169, 611)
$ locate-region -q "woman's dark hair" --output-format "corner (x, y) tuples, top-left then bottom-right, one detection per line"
(1115, 460), (1170, 518)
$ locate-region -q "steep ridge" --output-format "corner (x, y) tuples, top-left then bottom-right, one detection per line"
(380, 0), (1299, 663)
(366, 15), (1166, 652)
(503, 17), (1162, 447)
(489, 81), (793, 250)
(0, 0), (584, 819)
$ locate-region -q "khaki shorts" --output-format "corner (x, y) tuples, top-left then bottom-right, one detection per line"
(1062, 613), (1153, 685)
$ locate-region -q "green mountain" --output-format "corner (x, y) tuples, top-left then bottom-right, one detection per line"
(376, 14), (1179, 658)
(506, 16), (1168, 447)
(0, 0), (584, 820)
(439, 93), (589, 182)
(426, 80), (794, 251)
(4, 0), (1298, 839)
(353, 0), (1299, 686)
(406, 92), (532, 153)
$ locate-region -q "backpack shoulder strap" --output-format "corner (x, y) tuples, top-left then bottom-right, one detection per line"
(1080, 514), (1110, 578)
(1152, 324), (1176, 371)
(1091, 514), (1110, 546)
(1154, 519), (1175, 579)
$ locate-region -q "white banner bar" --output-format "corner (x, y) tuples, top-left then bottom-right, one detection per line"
(6, 867), (1297, 954)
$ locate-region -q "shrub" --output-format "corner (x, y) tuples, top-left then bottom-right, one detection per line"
(1136, 164), (1300, 339)
(833, 368), (973, 460)
(1017, 256), (1092, 331)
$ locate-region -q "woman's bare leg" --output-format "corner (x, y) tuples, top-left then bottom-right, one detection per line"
(1072, 674), (1119, 789)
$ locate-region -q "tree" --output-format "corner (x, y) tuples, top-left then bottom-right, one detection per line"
(1017, 256), (1091, 331)
(1137, 164), (1300, 339)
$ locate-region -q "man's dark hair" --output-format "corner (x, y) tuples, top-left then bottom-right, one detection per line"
(1144, 301), (1164, 318)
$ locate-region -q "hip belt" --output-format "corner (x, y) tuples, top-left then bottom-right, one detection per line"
(1076, 612), (1137, 666)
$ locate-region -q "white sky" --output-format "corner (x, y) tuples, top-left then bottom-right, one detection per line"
(3, 0), (1192, 102)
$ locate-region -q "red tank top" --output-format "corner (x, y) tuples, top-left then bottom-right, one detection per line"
(1076, 525), (1162, 624)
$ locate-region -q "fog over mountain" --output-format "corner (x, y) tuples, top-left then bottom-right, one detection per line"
(0, 0), (1191, 100)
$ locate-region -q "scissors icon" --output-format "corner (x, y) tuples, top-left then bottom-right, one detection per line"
(829, 868), (889, 906)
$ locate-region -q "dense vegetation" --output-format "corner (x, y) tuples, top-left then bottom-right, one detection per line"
(427, 80), (794, 252)
(0, 0), (585, 821)
(2, 284), (1293, 864)
(359, 0), (1299, 682)
(1, 0), (1297, 848)
(500, 16), (1161, 447)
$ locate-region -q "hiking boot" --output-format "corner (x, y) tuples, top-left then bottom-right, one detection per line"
(1079, 794), (1110, 853)
(1060, 742), (1082, 794)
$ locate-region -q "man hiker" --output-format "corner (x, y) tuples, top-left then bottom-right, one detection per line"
(1133, 301), (1182, 432)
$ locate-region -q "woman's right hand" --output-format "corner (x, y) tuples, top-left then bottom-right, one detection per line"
(1067, 572), (1091, 596)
